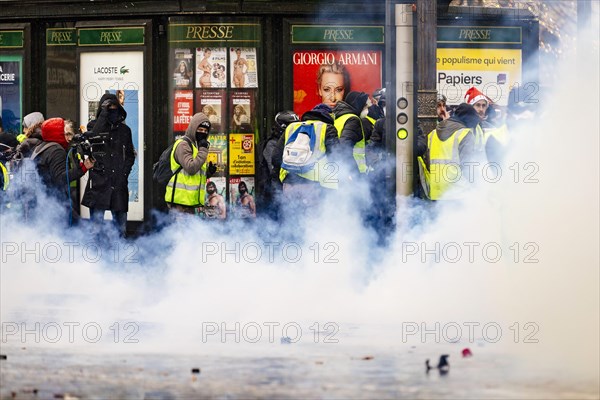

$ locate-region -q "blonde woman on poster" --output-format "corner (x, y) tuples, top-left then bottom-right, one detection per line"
(202, 104), (221, 125)
(317, 61), (351, 109)
(198, 48), (213, 88)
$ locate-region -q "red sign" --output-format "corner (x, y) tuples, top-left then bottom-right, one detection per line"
(293, 50), (382, 117)
(173, 90), (193, 132)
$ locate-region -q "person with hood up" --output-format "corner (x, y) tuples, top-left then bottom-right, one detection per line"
(81, 93), (135, 235)
(165, 112), (212, 216)
(272, 103), (339, 207)
(418, 103), (480, 200)
(332, 91), (368, 176)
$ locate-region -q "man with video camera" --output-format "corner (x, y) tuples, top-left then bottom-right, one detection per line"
(82, 93), (136, 237)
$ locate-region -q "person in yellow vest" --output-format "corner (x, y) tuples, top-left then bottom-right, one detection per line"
(0, 133), (18, 200)
(418, 103), (480, 200)
(272, 103), (339, 207)
(165, 112), (211, 215)
(332, 91), (368, 177)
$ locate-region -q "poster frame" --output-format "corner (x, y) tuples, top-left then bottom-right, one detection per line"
(75, 19), (154, 225)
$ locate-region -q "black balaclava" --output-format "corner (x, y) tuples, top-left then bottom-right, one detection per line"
(196, 120), (211, 143)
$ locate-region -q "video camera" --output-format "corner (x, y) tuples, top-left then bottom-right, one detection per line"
(0, 144), (17, 164)
(71, 132), (110, 159)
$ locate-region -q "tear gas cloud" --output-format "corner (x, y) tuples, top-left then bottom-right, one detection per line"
(0, 15), (598, 390)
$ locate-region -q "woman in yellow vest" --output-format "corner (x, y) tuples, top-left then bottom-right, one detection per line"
(165, 113), (210, 215)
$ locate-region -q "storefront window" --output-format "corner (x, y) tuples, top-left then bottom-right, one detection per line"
(168, 20), (261, 218)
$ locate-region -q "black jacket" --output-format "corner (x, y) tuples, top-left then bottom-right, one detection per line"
(35, 142), (86, 200)
(81, 94), (136, 212)
(332, 100), (363, 148)
(332, 101), (364, 174)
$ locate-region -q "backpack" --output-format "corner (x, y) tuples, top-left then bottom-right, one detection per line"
(281, 122), (322, 174)
(152, 136), (192, 189)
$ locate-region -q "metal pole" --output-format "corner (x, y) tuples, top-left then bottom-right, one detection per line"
(416, 0), (438, 139)
(394, 3), (414, 197)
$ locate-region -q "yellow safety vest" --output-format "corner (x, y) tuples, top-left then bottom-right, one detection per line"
(279, 120), (337, 189)
(483, 124), (508, 146)
(334, 114), (367, 173)
(0, 162), (9, 191)
(165, 139), (207, 206)
(418, 128), (472, 200)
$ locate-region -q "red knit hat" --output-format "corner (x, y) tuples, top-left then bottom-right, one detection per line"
(464, 87), (490, 105)
(41, 118), (69, 149)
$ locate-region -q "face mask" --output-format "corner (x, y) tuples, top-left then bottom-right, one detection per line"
(108, 109), (120, 124)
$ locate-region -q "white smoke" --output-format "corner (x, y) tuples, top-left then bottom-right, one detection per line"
(0, 14), (598, 396)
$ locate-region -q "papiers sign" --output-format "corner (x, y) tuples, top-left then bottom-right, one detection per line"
(436, 48), (522, 106)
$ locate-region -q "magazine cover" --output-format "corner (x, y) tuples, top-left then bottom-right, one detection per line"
(204, 176), (227, 220)
(229, 90), (254, 133)
(195, 90), (226, 133)
(229, 47), (258, 88)
(172, 48), (194, 89)
(206, 133), (227, 177)
(229, 133), (255, 175)
(229, 176), (256, 218)
(196, 47), (227, 89)
(174, 90), (194, 132)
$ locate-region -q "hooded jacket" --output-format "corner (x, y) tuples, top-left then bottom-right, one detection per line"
(173, 112), (209, 175)
(332, 100), (364, 148)
(423, 103), (478, 172)
(81, 93), (136, 212)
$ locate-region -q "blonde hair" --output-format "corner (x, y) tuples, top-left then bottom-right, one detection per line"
(23, 121), (43, 138)
(316, 61), (351, 96)
(203, 105), (216, 116)
(234, 104), (246, 115)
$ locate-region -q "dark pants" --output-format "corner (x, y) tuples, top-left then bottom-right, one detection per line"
(89, 208), (127, 237)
